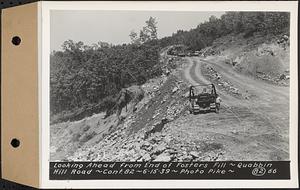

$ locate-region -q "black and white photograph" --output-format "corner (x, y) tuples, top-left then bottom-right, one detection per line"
(1, 1), (298, 189)
(50, 9), (290, 162)
(41, 1), (298, 187)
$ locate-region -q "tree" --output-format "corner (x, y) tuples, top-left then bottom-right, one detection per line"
(62, 40), (84, 52)
(145, 16), (158, 40)
(129, 16), (158, 44)
(139, 28), (150, 43)
(129, 30), (140, 44)
(50, 39), (161, 123)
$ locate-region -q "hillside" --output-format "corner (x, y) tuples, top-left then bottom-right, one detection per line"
(50, 11), (290, 162)
(50, 41), (162, 124)
(200, 33), (290, 86)
(51, 38), (289, 161)
(50, 12), (289, 125)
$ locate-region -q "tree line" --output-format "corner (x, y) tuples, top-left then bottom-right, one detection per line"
(50, 17), (161, 121)
(159, 12), (290, 50)
(50, 43), (161, 116)
(50, 12), (289, 122)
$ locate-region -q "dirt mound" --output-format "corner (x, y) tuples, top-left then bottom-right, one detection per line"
(200, 33), (290, 86)
(50, 112), (119, 161)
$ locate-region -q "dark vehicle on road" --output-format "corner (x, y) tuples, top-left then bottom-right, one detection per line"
(189, 84), (220, 114)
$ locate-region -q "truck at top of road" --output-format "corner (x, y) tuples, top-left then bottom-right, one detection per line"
(167, 45), (187, 56)
(189, 84), (220, 114)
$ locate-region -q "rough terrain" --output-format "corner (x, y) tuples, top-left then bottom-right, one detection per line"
(51, 36), (290, 162)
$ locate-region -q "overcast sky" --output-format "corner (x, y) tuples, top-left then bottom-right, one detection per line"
(50, 10), (225, 51)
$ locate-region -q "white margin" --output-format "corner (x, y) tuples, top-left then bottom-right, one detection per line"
(40, 1), (299, 189)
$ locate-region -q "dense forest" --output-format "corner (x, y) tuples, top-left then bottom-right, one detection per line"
(50, 17), (161, 122)
(50, 41), (161, 116)
(50, 12), (289, 123)
(159, 12), (290, 50)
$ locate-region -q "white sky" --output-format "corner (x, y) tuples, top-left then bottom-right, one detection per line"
(50, 10), (225, 51)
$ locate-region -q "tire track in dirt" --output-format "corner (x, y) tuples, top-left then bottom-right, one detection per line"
(199, 58), (289, 101)
(198, 58), (289, 139)
(179, 56), (289, 160)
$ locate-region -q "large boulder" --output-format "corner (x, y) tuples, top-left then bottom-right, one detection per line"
(154, 153), (172, 162)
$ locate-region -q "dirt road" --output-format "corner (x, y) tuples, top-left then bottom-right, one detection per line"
(52, 55), (290, 162)
(176, 56), (289, 160)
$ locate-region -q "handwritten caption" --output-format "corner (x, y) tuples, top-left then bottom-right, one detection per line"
(50, 161), (289, 180)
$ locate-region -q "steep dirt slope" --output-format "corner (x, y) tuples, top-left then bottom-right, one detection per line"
(201, 33), (290, 85)
(50, 112), (120, 161)
(51, 38), (290, 162)
(50, 52), (186, 161)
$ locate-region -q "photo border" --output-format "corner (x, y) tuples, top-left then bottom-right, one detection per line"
(40, 1), (298, 188)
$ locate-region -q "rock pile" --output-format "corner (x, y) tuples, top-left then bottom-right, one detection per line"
(69, 73), (200, 162)
(276, 34), (289, 50)
(199, 46), (221, 57)
(204, 65), (241, 97)
(256, 70), (289, 86)
(71, 102), (226, 162)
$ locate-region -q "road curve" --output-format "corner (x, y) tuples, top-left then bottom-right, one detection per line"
(180, 56), (290, 160)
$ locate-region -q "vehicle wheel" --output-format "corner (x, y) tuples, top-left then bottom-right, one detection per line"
(215, 103), (220, 114)
(215, 107), (220, 113)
